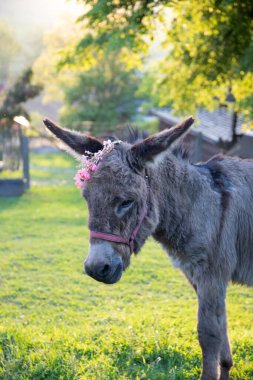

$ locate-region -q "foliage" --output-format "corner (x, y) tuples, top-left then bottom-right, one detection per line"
(0, 68), (42, 129)
(33, 19), (140, 134)
(76, 0), (168, 54)
(77, 0), (253, 117)
(0, 151), (253, 379)
(0, 20), (19, 83)
(60, 53), (139, 134)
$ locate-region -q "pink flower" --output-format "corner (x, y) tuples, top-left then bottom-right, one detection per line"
(74, 173), (84, 188)
(74, 169), (90, 188)
(90, 164), (97, 172)
(75, 179), (83, 188)
(74, 139), (122, 188)
(79, 169), (91, 181)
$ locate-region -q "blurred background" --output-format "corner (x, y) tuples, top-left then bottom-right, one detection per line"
(0, 0), (252, 194)
(0, 3), (253, 379)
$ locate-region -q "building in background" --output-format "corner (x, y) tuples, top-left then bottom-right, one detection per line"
(151, 107), (253, 161)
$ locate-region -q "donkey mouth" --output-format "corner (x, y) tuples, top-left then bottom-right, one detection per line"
(85, 261), (123, 284)
(101, 262), (123, 284)
(84, 244), (124, 284)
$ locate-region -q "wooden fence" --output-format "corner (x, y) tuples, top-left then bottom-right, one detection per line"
(0, 127), (30, 196)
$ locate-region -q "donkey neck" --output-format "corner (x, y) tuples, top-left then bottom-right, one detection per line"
(149, 153), (198, 251)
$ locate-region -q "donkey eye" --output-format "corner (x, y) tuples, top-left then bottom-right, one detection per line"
(116, 200), (134, 216)
(121, 200), (133, 208)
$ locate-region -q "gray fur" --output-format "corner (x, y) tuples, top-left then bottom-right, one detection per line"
(44, 117), (253, 380)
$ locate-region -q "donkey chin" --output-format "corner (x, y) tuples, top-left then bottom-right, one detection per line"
(84, 241), (131, 284)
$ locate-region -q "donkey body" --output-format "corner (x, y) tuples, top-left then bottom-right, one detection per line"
(44, 117), (253, 380)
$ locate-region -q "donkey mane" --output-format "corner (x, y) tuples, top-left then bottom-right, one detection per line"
(128, 128), (190, 160)
(116, 127), (190, 160)
(171, 140), (190, 160)
(103, 126), (149, 145)
(125, 126), (149, 144)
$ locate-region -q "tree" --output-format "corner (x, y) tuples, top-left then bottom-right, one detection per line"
(60, 53), (139, 134)
(33, 19), (140, 134)
(0, 68), (42, 171)
(0, 68), (42, 129)
(76, 0), (253, 118)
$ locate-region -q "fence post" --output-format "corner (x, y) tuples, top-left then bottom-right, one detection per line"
(194, 132), (203, 163)
(21, 134), (30, 189)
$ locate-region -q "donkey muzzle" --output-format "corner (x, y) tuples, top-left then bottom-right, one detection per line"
(84, 243), (123, 284)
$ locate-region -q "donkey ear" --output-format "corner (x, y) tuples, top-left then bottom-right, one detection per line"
(43, 118), (103, 158)
(127, 116), (194, 171)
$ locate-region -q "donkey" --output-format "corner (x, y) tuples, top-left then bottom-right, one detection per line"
(43, 116), (253, 380)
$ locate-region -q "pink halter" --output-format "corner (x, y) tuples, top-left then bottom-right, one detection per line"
(90, 203), (147, 254)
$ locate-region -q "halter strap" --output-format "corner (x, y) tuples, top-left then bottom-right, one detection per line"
(90, 205), (146, 253)
(90, 175), (149, 254)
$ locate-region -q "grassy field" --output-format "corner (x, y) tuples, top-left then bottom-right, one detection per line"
(0, 152), (253, 380)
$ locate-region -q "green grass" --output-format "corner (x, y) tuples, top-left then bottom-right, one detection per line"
(0, 152), (253, 380)
(0, 169), (23, 179)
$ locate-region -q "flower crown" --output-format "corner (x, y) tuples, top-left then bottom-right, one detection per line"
(74, 139), (122, 188)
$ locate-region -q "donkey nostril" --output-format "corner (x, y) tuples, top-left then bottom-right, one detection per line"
(100, 263), (111, 277)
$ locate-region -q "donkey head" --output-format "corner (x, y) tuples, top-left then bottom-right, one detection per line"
(43, 117), (194, 284)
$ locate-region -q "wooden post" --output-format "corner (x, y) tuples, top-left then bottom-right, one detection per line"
(194, 132), (203, 163)
(20, 134), (30, 189)
(232, 110), (238, 144)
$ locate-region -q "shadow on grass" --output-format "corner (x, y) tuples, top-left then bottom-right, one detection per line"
(2, 331), (253, 379)
(0, 195), (23, 213)
(108, 343), (201, 380)
(0, 331), (201, 380)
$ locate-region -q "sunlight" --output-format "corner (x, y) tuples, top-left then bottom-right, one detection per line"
(55, 0), (84, 18)
(0, 0), (83, 32)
